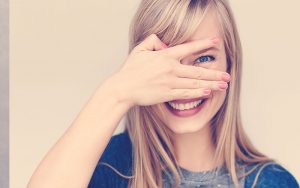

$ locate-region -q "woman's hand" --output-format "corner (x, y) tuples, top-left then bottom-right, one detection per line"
(106, 34), (231, 108)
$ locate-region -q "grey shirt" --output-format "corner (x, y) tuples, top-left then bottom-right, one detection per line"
(162, 164), (245, 188)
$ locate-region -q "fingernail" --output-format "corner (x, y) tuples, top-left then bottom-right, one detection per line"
(222, 73), (231, 81)
(218, 82), (228, 89)
(210, 37), (219, 44)
(162, 42), (168, 48)
(204, 88), (211, 94)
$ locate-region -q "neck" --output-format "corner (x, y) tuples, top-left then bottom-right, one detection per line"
(173, 124), (218, 172)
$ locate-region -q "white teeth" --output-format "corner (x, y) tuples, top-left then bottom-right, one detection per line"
(167, 99), (203, 110)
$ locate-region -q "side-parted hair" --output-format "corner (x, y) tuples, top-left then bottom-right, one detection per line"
(101, 0), (275, 188)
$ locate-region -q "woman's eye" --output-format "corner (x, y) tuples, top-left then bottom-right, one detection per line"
(194, 55), (215, 64)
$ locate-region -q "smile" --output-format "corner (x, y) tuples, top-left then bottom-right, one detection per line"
(164, 97), (208, 117)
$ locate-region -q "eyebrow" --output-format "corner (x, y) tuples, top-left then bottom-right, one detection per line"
(192, 46), (220, 56)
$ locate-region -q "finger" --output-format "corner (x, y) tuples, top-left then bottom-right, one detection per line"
(134, 33), (168, 52)
(173, 63), (231, 82)
(169, 88), (212, 101)
(163, 36), (219, 60)
(170, 77), (228, 91)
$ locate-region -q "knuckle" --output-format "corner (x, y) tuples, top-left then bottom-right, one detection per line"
(169, 65), (176, 75)
(195, 67), (205, 79)
(165, 60), (176, 74)
(150, 33), (158, 41)
(192, 80), (200, 88)
(196, 71), (203, 79)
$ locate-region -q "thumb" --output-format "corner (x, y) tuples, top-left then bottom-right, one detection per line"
(135, 34), (168, 52)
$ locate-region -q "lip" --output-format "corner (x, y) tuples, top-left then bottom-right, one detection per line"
(165, 98), (208, 117)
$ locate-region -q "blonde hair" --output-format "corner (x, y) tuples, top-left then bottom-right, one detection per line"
(100, 0), (275, 187)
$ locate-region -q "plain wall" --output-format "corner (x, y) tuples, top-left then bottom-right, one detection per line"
(10, 0), (300, 187)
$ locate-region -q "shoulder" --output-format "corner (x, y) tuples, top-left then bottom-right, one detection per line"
(88, 131), (133, 188)
(244, 161), (299, 188)
(100, 131), (132, 165)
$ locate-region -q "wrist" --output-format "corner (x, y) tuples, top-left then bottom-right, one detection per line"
(96, 74), (134, 110)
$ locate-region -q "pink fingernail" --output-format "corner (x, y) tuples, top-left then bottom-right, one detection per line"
(210, 37), (219, 44)
(218, 82), (228, 89)
(162, 42), (168, 48)
(222, 73), (231, 81)
(204, 88), (211, 94)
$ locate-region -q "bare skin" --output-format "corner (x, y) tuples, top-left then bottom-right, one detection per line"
(27, 31), (230, 187)
(155, 6), (229, 172)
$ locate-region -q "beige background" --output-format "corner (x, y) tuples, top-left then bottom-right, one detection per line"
(10, 0), (300, 187)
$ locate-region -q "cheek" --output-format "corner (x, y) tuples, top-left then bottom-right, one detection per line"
(194, 89), (227, 123)
(209, 90), (227, 114)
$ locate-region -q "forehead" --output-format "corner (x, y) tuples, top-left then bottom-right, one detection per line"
(185, 6), (222, 43)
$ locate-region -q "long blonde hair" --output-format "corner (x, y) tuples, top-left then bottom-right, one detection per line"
(102, 0), (274, 187)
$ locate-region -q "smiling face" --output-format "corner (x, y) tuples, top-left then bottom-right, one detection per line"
(156, 7), (228, 134)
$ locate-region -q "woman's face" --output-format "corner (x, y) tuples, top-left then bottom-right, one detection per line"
(156, 8), (228, 134)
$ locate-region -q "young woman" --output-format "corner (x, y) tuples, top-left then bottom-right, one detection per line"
(27, 0), (299, 188)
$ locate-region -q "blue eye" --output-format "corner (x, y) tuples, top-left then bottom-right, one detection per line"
(194, 55), (215, 63)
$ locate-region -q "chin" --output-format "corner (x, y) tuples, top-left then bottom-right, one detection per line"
(163, 105), (212, 135)
(166, 120), (211, 134)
